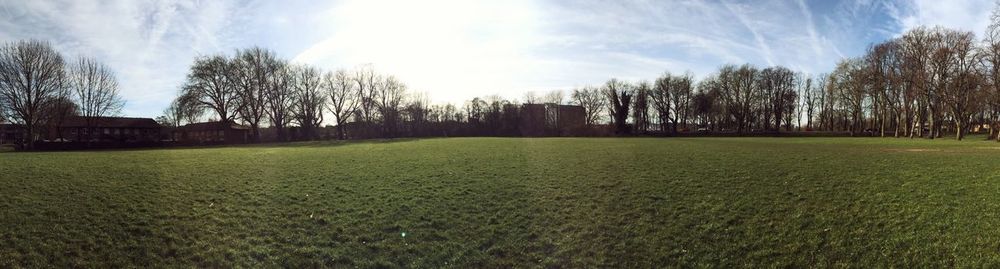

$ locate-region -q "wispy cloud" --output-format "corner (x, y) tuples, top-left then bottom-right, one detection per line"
(0, 0), (994, 117)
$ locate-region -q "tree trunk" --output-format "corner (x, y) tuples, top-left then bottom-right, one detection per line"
(23, 124), (33, 150)
(927, 113), (936, 140)
(879, 110), (887, 137)
(993, 121), (1000, 142)
(892, 115), (903, 138)
(956, 121), (964, 140)
(251, 124), (260, 143)
(276, 126), (286, 142)
(337, 120), (346, 140)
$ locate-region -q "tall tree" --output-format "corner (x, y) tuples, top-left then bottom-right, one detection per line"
(570, 86), (605, 126)
(0, 40), (66, 148)
(604, 78), (633, 134)
(717, 64), (759, 134)
(376, 75), (406, 137)
(692, 80), (719, 129)
(42, 94), (78, 141)
(900, 27), (932, 138)
(403, 92), (431, 136)
(669, 73), (693, 133)
(830, 58), (867, 136)
(939, 30), (981, 140)
(651, 73), (673, 132)
(68, 56), (124, 141)
(632, 81), (651, 133)
(183, 54), (239, 122)
(802, 76), (815, 130)
(324, 69), (359, 140)
(981, 5), (1000, 142)
(290, 65), (325, 140)
(265, 62), (293, 141)
(162, 91), (203, 129)
(353, 65), (379, 124)
(231, 47), (282, 142)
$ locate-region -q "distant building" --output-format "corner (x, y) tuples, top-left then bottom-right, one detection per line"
(50, 116), (161, 142)
(520, 103), (586, 136)
(552, 104), (586, 136)
(519, 103), (547, 136)
(174, 121), (250, 144)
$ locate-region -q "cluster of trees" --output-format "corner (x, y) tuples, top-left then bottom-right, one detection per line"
(814, 23), (1000, 140)
(168, 46), (598, 140)
(156, 5), (1000, 142)
(564, 13), (1000, 141)
(165, 47), (432, 141)
(0, 40), (124, 149)
(569, 68), (799, 136)
(9, 8), (999, 148)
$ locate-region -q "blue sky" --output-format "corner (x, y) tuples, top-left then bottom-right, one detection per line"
(0, 0), (995, 118)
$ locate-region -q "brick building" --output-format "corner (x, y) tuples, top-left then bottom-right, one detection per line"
(50, 116), (162, 142)
(174, 121), (250, 144)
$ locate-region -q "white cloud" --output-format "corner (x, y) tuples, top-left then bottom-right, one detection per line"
(895, 0), (994, 34)
(0, 0), (244, 116)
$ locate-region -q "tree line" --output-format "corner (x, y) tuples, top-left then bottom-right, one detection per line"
(164, 47), (432, 141)
(566, 15), (1000, 141)
(8, 10), (1000, 146)
(0, 40), (124, 149)
(163, 14), (1000, 143)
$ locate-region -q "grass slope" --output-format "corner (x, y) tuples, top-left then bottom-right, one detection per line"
(2, 137), (1000, 267)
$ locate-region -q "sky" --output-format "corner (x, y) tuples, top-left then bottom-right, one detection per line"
(0, 0), (996, 118)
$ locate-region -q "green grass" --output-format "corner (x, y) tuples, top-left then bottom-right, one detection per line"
(2, 137), (1000, 267)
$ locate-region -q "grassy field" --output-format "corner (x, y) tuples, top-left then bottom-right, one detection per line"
(2, 137), (1000, 267)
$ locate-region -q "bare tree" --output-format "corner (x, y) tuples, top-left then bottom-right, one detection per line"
(632, 81), (651, 133)
(0, 40), (66, 148)
(801, 75), (814, 130)
(376, 75), (406, 137)
(161, 91), (203, 129)
(265, 62), (293, 141)
(290, 64), (325, 140)
(42, 93), (78, 141)
(324, 69), (359, 140)
(403, 92), (431, 136)
(231, 47), (282, 142)
(900, 27), (932, 138)
(183, 54), (239, 122)
(542, 90), (564, 104)
(570, 86), (605, 125)
(651, 73), (673, 132)
(68, 56), (124, 141)
(758, 66), (796, 132)
(830, 58), (867, 136)
(692, 80), (720, 129)
(939, 30), (981, 140)
(717, 64), (759, 134)
(523, 91), (539, 104)
(982, 5), (1000, 142)
(353, 64), (379, 124)
(669, 73), (693, 133)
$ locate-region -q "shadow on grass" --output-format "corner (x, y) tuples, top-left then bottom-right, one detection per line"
(0, 138), (428, 154)
(239, 138), (423, 149)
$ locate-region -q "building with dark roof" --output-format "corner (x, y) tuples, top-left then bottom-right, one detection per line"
(174, 121), (250, 144)
(50, 116), (161, 142)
